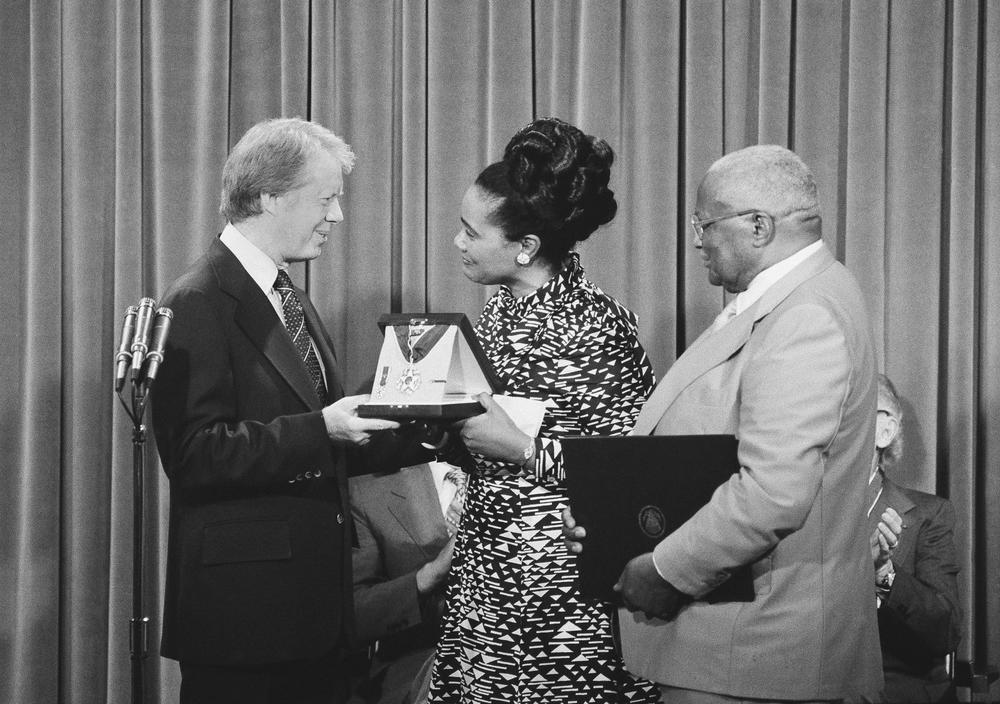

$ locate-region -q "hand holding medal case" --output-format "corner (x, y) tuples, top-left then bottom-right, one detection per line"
(357, 313), (504, 419)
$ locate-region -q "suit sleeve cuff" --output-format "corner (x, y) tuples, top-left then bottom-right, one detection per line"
(652, 551), (671, 582)
(652, 537), (706, 597)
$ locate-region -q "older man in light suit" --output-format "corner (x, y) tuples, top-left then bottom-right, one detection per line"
(566, 145), (883, 703)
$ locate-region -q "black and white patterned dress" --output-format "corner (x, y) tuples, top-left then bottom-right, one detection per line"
(428, 254), (660, 703)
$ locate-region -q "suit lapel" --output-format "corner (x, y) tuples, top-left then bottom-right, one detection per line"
(387, 466), (449, 556)
(209, 240), (321, 411)
(632, 245), (836, 435)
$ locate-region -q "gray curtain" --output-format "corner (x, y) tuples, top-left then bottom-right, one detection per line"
(1, 1), (997, 702)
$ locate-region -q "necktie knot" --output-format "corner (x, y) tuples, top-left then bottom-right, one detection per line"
(712, 299), (740, 332)
(274, 269), (293, 289)
(445, 468), (467, 489)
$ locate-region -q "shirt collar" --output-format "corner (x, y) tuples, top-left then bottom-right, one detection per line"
(494, 252), (584, 313)
(733, 239), (824, 316)
(220, 222), (281, 294)
(428, 461), (453, 489)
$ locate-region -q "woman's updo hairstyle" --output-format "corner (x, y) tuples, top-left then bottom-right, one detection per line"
(475, 117), (617, 264)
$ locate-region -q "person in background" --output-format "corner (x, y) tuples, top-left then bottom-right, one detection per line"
(428, 117), (660, 703)
(565, 145), (883, 703)
(868, 374), (962, 703)
(349, 462), (462, 704)
(152, 117), (398, 704)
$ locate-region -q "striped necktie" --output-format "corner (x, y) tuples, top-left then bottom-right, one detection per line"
(866, 468), (884, 521)
(443, 469), (468, 536)
(274, 270), (326, 403)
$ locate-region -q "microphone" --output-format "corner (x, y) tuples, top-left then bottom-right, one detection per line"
(141, 307), (174, 386)
(114, 306), (138, 392)
(129, 297), (157, 382)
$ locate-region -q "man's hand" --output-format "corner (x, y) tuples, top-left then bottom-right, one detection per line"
(415, 535), (457, 594)
(454, 393), (530, 464)
(869, 506), (904, 569)
(614, 553), (689, 621)
(562, 506), (587, 554)
(322, 394), (400, 445)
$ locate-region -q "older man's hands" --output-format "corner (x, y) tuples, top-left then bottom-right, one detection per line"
(614, 553), (689, 621)
(562, 506), (688, 621)
(870, 506), (904, 569)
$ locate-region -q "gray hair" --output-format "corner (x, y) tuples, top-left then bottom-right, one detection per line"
(877, 373), (904, 468)
(220, 117), (356, 223)
(706, 145), (820, 220)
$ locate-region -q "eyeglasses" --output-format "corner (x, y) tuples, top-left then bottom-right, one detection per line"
(689, 209), (760, 241)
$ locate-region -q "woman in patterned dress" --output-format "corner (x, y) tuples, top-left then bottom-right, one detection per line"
(427, 118), (661, 703)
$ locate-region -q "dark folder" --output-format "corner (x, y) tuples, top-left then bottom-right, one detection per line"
(563, 434), (754, 604)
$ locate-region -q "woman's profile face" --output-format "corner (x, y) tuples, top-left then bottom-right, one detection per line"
(454, 185), (521, 287)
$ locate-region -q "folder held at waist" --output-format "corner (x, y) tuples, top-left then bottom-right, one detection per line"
(562, 434), (754, 604)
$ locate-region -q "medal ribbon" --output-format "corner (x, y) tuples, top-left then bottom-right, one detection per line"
(392, 324), (449, 364)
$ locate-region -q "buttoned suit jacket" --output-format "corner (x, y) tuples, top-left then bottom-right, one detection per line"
(870, 476), (962, 701)
(152, 237), (352, 666)
(620, 244), (884, 700)
(350, 464), (451, 704)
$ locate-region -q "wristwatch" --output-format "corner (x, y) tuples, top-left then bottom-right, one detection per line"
(876, 561), (895, 595)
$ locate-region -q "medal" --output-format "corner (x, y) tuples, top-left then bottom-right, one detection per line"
(396, 323), (430, 394)
(397, 364), (421, 394)
(392, 321), (448, 395)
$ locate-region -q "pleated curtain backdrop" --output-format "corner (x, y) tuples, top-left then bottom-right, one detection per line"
(1, 1), (998, 702)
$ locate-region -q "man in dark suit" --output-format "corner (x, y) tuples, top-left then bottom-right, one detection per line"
(152, 117), (399, 704)
(869, 374), (962, 703)
(349, 462), (461, 704)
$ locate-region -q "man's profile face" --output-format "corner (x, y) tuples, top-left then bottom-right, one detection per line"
(693, 177), (757, 294)
(273, 151), (345, 264)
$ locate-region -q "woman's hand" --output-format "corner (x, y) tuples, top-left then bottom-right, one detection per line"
(454, 392), (532, 464)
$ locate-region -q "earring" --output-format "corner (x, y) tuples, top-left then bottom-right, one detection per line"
(516, 252), (531, 266)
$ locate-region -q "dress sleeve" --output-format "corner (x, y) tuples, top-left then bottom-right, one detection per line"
(531, 300), (655, 481)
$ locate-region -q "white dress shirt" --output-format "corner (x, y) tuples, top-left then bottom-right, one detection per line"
(715, 239), (825, 330)
(429, 461), (461, 518)
(219, 222), (327, 383)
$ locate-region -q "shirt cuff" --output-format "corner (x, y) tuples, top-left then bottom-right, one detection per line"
(652, 552), (671, 582)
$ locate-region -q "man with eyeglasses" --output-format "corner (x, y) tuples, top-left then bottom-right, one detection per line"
(564, 145), (883, 703)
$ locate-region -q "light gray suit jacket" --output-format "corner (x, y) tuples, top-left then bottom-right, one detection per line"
(351, 464), (451, 704)
(620, 244), (884, 700)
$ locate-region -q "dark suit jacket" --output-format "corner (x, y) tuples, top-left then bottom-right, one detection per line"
(152, 237), (353, 666)
(871, 475), (962, 702)
(350, 464), (451, 704)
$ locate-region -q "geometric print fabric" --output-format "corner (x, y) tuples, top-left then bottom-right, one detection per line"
(429, 254), (660, 703)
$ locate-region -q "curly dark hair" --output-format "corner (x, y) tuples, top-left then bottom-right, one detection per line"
(474, 117), (618, 264)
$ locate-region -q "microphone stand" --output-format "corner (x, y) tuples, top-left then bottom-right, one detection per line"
(116, 344), (153, 704)
(116, 300), (171, 704)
